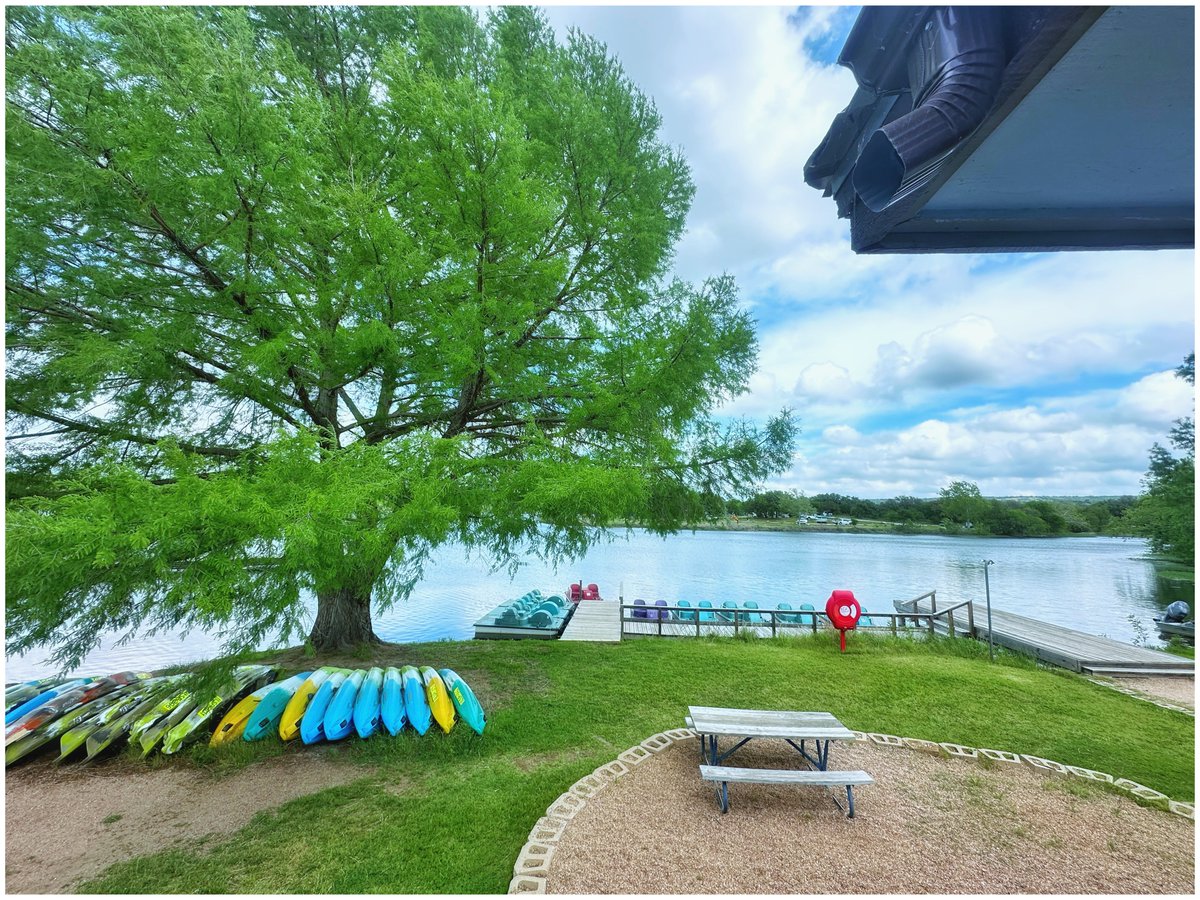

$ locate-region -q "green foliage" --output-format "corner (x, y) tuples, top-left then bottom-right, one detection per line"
(5, 6), (794, 662)
(75, 635), (1194, 893)
(1129, 355), (1194, 564)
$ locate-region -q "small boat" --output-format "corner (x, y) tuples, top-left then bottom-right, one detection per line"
(1154, 618), (1195, 641)
(439, 668), (485, 735)
(400, 666), (432, 735)
(300, 670), (348, 744)
(243, 672), (311, 742)
(1155, 601), (1194, 642)
(380, 667), (407, 736)
(323, 669), (365, 742)
(420, 667), (456, 734)
(352, 668), (384, 739)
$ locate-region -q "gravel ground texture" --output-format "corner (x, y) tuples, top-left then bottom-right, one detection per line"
(545, 740), (1194, 894)
(4, 753), (362, 893)
(1112, 675), (1195, 708)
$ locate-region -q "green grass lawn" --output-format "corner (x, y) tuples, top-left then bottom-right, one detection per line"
(79, 633), (1194, 893)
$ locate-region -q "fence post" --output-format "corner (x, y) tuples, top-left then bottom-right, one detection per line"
(771, 611), (776, 638)
(890, 614), (897, 636)
(967, 602), (975, 637)
(947, 608), (955, 637)
(928, 615), (935, 638)
(930, 590), (937, 614)
(734, 611), (740, 636)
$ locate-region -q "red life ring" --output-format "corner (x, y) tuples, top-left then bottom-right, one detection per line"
(825, 590), (861, 651)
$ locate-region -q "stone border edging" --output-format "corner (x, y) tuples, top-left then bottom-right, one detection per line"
(1085, 677), (1195, 717)
(507, 727), (1195, 894)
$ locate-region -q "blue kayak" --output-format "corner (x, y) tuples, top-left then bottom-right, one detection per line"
(353, 667), (383, 739)
(6, 679), (89, 726)
(400, 666), (432, 736)
(242, 672), (310, 742)
(323, 669), (364, 741)
(438, 668), (486, 735)
(380, 667), (406, 736)
(300, 670), (347, 745)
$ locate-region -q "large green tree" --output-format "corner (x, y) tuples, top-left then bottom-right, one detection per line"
(5, 6), (794, 664)
(1129, 354), (1194, 563)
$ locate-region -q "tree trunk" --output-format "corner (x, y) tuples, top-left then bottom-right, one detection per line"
(310, 587), (381, 651)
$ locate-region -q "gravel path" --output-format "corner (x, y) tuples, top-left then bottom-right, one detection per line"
(546, 740), (1194, 894)
(4, 754), (362, 893)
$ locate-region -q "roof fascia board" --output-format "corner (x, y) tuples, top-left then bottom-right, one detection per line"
(867, 228), (1194, 254)
(851, 6), (1109, 253)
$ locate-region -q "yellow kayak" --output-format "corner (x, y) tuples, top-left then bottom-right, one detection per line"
(419, 666), (456, 734)
(209, 682), (274, 747)
(278, 667), (338, 742)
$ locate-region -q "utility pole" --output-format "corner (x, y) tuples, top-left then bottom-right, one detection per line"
(983, 559), (996, 662)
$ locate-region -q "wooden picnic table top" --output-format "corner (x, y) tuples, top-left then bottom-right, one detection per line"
(687, 706), (856, 742)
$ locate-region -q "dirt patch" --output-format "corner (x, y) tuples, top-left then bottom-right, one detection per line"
(1110, 675), (1195, 708)
(546, 740), (1194, 894)
(4, 753), (363, 893)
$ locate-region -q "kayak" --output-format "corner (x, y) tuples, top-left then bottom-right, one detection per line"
(5, 672), (140, 745)
(300, 670), (348, 745)
(6, 687), (136, 766)
(6, 679), (90, 726)
(438, 668), (486, 735)
(138, 695), (198, 757)
(242, 672), (311, 742)
(130, 688), (191, 745)
(352, 668), (383, 739)
(84, 683), (180, 761)
(6, 676), (73, 713)
(323, 669), (365, 742)
(58, 688), (156, 761)
(279, 668), (335, 741)
(161, 665), (274, 755)
(419, 666), (456, 734)
(380, 667), (406, 736)
(210, 680), (277, 747)
(400, 666), (432, 736)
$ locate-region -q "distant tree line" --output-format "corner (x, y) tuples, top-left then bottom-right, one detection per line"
(707, 484), (1136, 537)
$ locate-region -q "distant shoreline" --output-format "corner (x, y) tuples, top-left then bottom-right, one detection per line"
(619, 520), (1131, 539)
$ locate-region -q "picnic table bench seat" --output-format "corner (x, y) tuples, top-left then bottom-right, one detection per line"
(700, 764), (873, 817)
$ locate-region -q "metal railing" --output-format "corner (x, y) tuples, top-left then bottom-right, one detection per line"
(618, 598), (964, 640)
(893, 590), (976, 638)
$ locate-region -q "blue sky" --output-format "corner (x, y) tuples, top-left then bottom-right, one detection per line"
(543, 3), (1195, 498)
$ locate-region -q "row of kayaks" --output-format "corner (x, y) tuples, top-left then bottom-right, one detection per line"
(213, 665), (485, 747)
(631, 599), (875, 626)
(5, 663), (485, 767)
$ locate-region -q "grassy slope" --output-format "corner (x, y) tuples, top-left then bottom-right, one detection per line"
(80, 634), (1194, 893)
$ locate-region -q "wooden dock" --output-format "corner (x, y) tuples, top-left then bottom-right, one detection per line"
(903, 596), (1194, 677)
(558, 600), (622, 642)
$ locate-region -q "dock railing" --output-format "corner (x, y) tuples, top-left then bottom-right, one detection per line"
(894, 590), (976, 638)
(618, 594), (970, 640)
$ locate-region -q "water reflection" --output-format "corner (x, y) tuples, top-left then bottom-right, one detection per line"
(5, 531), (1167, 679)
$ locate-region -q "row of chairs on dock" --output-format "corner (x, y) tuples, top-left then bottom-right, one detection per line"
(629, 599), (874, 626)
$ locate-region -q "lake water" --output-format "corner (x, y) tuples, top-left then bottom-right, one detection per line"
(4, 530), (1172, 680)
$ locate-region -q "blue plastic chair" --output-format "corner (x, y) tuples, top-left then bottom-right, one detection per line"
(743, 600), (766, 624)
(799, 603), (816, 626)
(677, 600), (695, 621)
(698, 600), (716, 622)
(776, 602), (798, 624)
(653, 599), (670, 621)
(632, 598), (648, 620)
(719, 600), (738, 622)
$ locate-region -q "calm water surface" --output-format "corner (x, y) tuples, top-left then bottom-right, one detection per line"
(5, 531), (1169, 679)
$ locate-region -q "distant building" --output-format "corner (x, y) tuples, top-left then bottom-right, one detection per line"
(804, 6), (1194, 253)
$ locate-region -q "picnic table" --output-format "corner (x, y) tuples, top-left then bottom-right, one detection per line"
(687, 706), (871, 817)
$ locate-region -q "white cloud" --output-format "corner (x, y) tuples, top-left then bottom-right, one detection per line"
(545, 5), (1195, 496)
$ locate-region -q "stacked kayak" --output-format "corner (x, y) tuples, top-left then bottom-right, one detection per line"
(285, 665), (486, 745)
(5, 665), (276, 765)
(5, 663), (485, 767)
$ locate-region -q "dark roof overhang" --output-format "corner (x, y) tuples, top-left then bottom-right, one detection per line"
(804, 6), (1195, 253)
